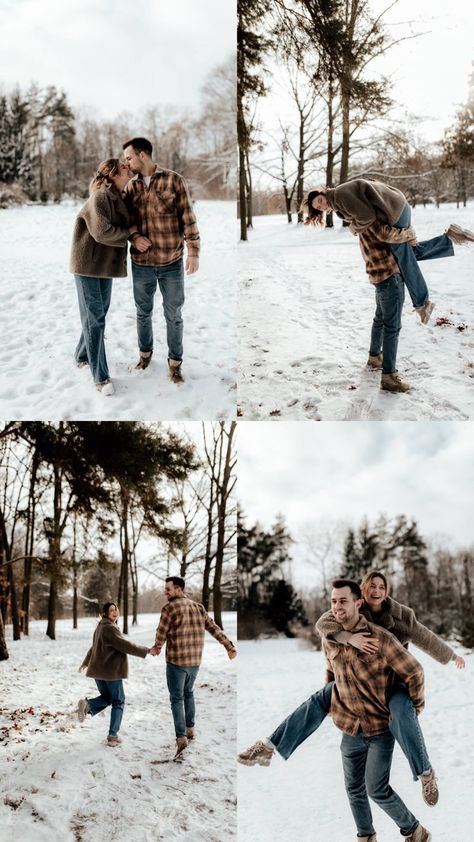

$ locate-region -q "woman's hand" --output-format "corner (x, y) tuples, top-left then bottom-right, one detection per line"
(78, 665), (86, 673)
(350, 632), (380, 655)
(454, 655), (466, 669)
(133, 235), (152, 253)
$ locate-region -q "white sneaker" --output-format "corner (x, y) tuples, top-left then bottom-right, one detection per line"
(96, 380), (115, 396)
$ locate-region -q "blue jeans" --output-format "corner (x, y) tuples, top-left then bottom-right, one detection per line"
(369, 273), (404, 374)
(87, 679), (125, 737)
(166, 662), (200, 737)
(389, 204), (454, 308)
(268, 680), (430, 781)
(269, 682), (334, 759)
(74, 276), (113, 384)
(132, 258), (184, 360)
(341, 729), (418, 838)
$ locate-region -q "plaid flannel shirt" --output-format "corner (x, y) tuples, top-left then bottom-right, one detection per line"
(154, 596), (235, 666)
(124, 167), (200, 267)
(357, 219), (414, 284)
(324, 616), (425, 737)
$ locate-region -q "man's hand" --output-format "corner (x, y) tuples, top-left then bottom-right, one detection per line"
(350, 632), (379, 655)
(133, 235), (151, 253)
(454, 655), (466, 669)
(227, 648), (237, 660)
(149, 645), (161, 657)
(185, 256), (199, 275)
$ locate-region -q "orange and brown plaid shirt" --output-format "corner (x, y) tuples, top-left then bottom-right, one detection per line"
(154, 596), (235, 666)
(124, 167), (200, 267)
(324, 616), (424, 737)
(357, 219), (414, 284)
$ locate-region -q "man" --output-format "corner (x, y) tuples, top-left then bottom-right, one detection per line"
(122, 137), (200, 383)
(324, 580), (430, 842)
(150, 576), (237, 756)
(239, 579), (431, 842)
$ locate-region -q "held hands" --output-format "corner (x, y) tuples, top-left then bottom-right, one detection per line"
(227, 648), (237, 660)
(133, 235), (152, 253)
(454, 655), (466, 669)
(149, 645), (161, 657)
(350, 632), (380, 655)
(185, 256), (199, 275)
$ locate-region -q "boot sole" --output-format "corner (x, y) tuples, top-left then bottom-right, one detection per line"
(237, 756), (272, 766)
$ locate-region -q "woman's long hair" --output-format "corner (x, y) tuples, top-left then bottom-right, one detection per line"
(301, 189), (327, 227)
(89, 158), (121, 194)
(360, 570), (389, 602)
(102, 601), (119, 622)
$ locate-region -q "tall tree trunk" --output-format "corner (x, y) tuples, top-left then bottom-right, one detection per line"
(22, 447), (38, 635)
(296, 114), (305, 223)
(0, 607), (8, 660)
(0, 507), (20, 640)
(245, 149), (253, 228)
(47, 578), (57, 640)
(325, 74), (336, 229)
(238, 99), (248, 241)
(212, 422), (236, 629)
(120, 490), (130, 635)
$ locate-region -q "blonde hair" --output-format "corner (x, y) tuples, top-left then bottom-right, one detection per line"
(360, 570), (389, 602)
(89, 158), (121, 193)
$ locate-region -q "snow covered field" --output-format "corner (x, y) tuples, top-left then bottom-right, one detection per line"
(238, 204), (474, 420)
(0, 200), (235, 421)
(0, 612), (237, 842)
(237, 638), (473, 842)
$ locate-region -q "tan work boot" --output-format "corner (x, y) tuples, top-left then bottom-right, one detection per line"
(367, 353), (382, 369)
(420, 768), (439, 806)
(237, 739), (274, 767)
(404, 824), (431, 842)
(77, 698), (89, 723)
(357, 835), (377, 842)
(175, 735), (188, 756)
(95, 379), (115, 395)
(415, 300), (435, 324)
(168, 358), (184, 384)
(185, 727), (194, 740)
(446, 223), (474, 245)
(107, 735), (122, 747)
(135, 351), (153, 370)
(381, 372), (410, 393)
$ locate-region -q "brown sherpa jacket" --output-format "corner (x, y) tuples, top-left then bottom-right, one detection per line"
(325, 179), (407, 233)
(316, 596), (456, 665)
(81, 617), (149, 680)
(70, 188), (130, 278)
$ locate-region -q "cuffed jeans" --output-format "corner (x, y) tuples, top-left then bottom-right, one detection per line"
(369, 273), (404, 374)
(74, 275), (112, 384)
(268, 680), (431, 782)
(389, 203), (454, 308)
(132, 258), (184, 360)
(166, 662), (200, 737)
(341, 729), (418, 838)
(87, 679), (125, 737)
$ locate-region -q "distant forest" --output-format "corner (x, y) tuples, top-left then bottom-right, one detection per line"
(0, 56), (235, 206)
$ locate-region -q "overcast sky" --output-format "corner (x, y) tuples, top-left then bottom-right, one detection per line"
(238, 421), (474, 582)
(256, 0), (474, 172)
(0, 0), (235, 118)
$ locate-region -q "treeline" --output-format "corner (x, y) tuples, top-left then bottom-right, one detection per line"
(0, 421), (236, 659)
(238, 508), (474, 648)
(238, 1), (474, 230)
(0, 56), (235, 206)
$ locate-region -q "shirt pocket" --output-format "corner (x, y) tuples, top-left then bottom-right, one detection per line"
(154, 190), (177, 214)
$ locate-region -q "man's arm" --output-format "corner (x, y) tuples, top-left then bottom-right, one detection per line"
(369, 219), (416, 244)
(175, 175), (200, 273)
(153, 606), (172, 652)
(384, 636), (425, 714)
(316, 610), (379, 654)
(203, 610), (236, 655)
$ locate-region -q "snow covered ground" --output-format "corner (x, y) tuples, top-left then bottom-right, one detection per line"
(237, 638), (473, 842)
(238, 204), (474, 420)
(0, 612), (236, 842)
(0, 200), (235, 421)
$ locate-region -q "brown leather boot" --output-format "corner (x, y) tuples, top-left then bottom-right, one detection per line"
(175, 736), (188, 756)
(404, 824), (431, 842)
(168, 358), (184, 383)
(415, 300), (435, 324)
(134, 351), (153, 370)
(446, 222), (474, 244)
(357, 835), (377, 842)
(367, 354), (382, 369)
(381, 372), (410, 393)
(420, 768), (439, 805)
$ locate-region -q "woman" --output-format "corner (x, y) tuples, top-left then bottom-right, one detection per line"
(304, 179), (473, 324)
(238, 570), (465, 806)
(70, 159), (151, 395)
(77, 601), (149, 746)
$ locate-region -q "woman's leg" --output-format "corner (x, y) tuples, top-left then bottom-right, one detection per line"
(267, 681), (333, 760)
(87, 679), (112, 716)
(74, 275), (111, 384)
(388, 204), (430, 309)
(388, 681), (431, 781)
(106, 680), (125, 737)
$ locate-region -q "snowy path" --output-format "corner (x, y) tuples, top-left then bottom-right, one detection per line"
(0, 613), (236, 842)
(0, 200), (235, 421)
(238, 204), (474, 420)
(237, 638), (473, 842)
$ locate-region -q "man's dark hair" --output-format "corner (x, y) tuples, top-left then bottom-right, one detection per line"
(166, 576), (185, 590)
(122, 136), (153, 156)
(331, 579), (362, 600)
